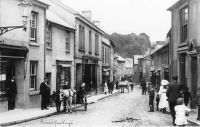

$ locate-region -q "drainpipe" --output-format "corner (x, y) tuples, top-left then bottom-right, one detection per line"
(74, 24), (76, 89)
(44, 12), (47, 78)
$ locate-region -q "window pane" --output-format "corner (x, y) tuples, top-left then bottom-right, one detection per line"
(79, 25), (82, 49)
(30, 61), (37, 90)
(65, 32), (70, 51)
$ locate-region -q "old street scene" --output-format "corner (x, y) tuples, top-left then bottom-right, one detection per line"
(1, 0), (200, 127)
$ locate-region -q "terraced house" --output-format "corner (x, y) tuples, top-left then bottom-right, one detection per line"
(0, 0), (48, 112)
(168, 0), (200, 108)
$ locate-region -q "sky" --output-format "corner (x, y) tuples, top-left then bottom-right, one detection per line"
(61, 0), (179, 42)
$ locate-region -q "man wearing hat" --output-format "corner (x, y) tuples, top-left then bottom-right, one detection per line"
(39, 78), (50, 110)
(166, 76), (180, 126)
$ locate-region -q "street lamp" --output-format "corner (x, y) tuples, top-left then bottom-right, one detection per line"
(0, 0), (32, 36)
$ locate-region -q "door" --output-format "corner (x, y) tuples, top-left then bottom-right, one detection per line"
(191, 57), (197, 98)
(179, 54), (186, 84)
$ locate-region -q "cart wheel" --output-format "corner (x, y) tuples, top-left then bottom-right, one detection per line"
(84, 97), (87, 111)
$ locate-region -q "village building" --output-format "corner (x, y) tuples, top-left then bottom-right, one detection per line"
(45, 9), (75, 92)
(168, 0), (200, 108)
(0, 0), (49, 112)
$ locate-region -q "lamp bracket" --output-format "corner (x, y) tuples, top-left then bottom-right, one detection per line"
(0, 25), (26, 36)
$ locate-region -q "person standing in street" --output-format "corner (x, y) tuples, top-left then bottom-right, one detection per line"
(174, 98), (191, 126)
(183, 86), (192, 106)
(110, 81), (114, 94)
(141, 80), (147, 95)
(39, 78), (50, 110)
(104, 81), (108, 94)
(116, 80), (119, 89)
(158, 80), (169, 113)
(7, 76), (17, 110)
(166, 76), (180, 126)
(195, 88), (200, 120)
(148, 84), (155, 112)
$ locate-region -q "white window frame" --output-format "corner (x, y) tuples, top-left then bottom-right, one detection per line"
(95, 34), (99, 55)
(65, 32), (70, 52)
(46, 25), (52, 49)
(30, 61), (38, 91)
(30, 12), (37, 42)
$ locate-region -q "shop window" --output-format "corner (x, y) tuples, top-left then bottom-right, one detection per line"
(30, 12), (37, 42)
(30, 61), (38, 91)
(60, 67), (71, 87)
(0, 61), (7, 98)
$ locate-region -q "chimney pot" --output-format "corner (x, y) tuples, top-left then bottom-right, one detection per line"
(82, 10), (92, 21)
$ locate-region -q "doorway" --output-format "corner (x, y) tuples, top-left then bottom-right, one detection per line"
(191, 56), (198, 98)
(179, 54), (186, 84)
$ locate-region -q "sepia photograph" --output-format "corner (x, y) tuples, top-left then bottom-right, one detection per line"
(0, 0), (200, 126)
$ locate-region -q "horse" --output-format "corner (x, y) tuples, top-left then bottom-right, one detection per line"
(61, 88), (76, 113)
(118, 81), (129, 93)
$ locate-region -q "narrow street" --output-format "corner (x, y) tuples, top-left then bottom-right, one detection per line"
(11, 86), (194, 127)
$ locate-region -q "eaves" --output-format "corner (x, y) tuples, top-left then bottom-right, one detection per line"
(167, 0), (190, 11)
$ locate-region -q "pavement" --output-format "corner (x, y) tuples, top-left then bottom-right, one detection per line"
(0, 90), (118, 127)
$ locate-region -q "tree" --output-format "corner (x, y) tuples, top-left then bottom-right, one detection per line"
(105, 33), (151, 58)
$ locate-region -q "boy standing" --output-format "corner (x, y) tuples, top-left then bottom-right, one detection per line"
(149, 84), (155, 112)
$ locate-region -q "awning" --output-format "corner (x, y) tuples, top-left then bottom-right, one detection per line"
(0, 44), (28, 59)
(58, 64), (71, 67)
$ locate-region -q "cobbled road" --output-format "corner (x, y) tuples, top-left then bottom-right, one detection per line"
(11, 86), (194, 127)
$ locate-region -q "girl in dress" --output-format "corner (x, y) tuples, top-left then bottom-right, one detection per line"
(174, 98), (191, 126)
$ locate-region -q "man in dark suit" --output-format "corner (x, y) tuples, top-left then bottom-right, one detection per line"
(166, 76), (180, 126)
(7, 76), (17, 110)
(40, 78), (50, 110)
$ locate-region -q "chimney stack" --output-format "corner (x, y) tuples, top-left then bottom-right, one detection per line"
(93, 20), (100, 27)
(82, 10), (92, 21)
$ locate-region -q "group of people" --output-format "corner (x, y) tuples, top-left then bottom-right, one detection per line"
(146, 76), (194, 126)
(104, 80), (114, 94)
(40, 78), (86, 113)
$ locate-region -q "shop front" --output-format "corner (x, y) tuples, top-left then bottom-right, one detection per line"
(56, 61), (72, 90)
(0, 44), (28, 112)
(82, 56), (98, 93)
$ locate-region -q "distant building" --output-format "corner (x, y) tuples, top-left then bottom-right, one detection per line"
(115, 55), (134, 81)
(101, 37), (114, 84)
(133, 55), (143, 84)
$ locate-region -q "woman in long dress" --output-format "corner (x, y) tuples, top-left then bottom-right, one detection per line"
(158, 80), (169, 113)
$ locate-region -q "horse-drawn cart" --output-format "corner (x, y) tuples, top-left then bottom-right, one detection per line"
(74, 88), (87, 111)
(118, 81), (129, 93)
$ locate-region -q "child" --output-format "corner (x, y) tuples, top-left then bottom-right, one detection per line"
(174, 98), (191, 126)
(156, 93), (160, 111)
(148, 85), (155, 112)
(158, 85), (168, 113)
(51, 90), (61, 113)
